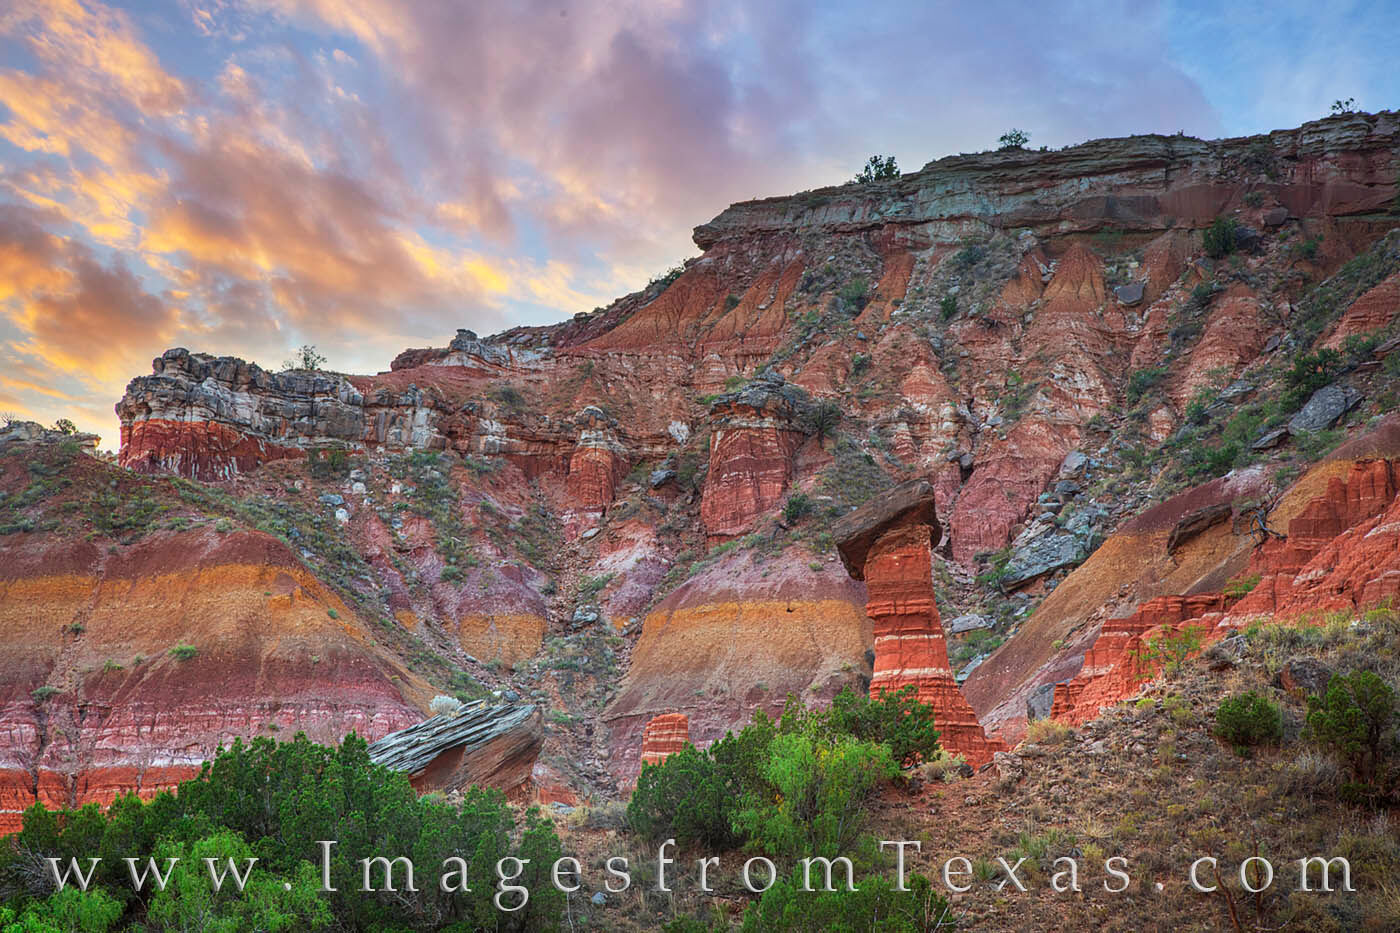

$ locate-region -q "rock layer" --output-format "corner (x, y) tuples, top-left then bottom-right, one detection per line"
(367, 701), (542, 799)
(639, 713), (690, 767)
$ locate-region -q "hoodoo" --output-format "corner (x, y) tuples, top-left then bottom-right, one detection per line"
(834, 480), (1006, 768)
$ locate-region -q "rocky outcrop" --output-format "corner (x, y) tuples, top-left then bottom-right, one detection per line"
(1050, 594), (1228, 724)
(639, 713), (690, 767)
(118, 349), (406, 479)
(565, 406), (628, 515)
(699, 372), (813, 542)
(1050, 449), (1400, 726)
(1322, 271), (1400, 348)
(694, 112), (1400, 249)
(367, 701), (542, 799)
(834, 481), (1005, 768)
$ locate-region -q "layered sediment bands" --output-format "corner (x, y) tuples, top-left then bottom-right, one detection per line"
(604, 549), (870, 785)
(834, 481), (1004, 768)
(118, 419), (307, 480)
(1049, 431), (1400, 726)
(693, 112), (1400, 249)
(368, 702), (542, 799)
(1050, 594), (1228, 725)
(699, 375), (813, 542)
(565, 407), (628, 514)
(640, 713), (690, 767)
(1323, 272), (1400, 348)
(0, 528), (427, 833)
(117, 348), (442, 480)
(965, 469), (1272, 738)
(1226, 458), (1400, 620)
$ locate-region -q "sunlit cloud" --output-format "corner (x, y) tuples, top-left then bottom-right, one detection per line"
(0, 0), (1396, 442)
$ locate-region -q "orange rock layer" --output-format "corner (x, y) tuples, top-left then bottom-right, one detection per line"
(640, 713), (691, 767)
(864, 525), (1005, 768)
(1053, 459), (1400, 725)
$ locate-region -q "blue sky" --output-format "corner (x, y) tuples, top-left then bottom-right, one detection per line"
(0, 0), (1396, 440)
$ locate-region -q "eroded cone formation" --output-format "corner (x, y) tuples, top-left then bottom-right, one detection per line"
(639, 713), (691, 767)
(835, 480), (1005, 769)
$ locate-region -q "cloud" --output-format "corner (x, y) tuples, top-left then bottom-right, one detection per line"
(2, 0), (1397, 442)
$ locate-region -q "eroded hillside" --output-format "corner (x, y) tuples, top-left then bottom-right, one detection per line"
(4, 110), (1400, 826)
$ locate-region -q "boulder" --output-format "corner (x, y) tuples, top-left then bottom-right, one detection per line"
(368, 701), (542, 797)
(1113, 281), (1145, 306)
(947, 613), (994, 634)
(1288, 385), (1362, 434)
(833, 479), (939, 579)
(1261, 206), (1289, 226)
(648, 468), (676, 488)
(1002, 532), (1088, 587)
(1166, 502), (1232, 555)
(1274, 658), (1334, 695)
(1059, 451), (1088, 476)
(1026, 683), (1056, 721)
(1252, 427), (1288, 450)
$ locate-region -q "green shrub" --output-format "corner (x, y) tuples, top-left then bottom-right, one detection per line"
(168, 643), (198, 661)
(782, 492), (815, 524)
(837, 277), (870, 312)
(825, 684), (941, 766)
(628, 744), (737, 849)
(732, 731), (896, 856)
(1283, 348), (1343, 410)
(1293, 235), (1323, 260)
(31, 686), (59, 702)
(998, 128), (1029, 150)
(1125, 366), (1167, 404)
(307, 447), (350, 479)
(803, 400), (842, 439)
(2, 735), (564, 932)
(1215, 691), (1284, 753)
(1203, 217), (1238, 259)
(0, 888), (123, 932)
(853, 154), (898, 184)
(1223, 573), (1262, 599)
(939, 294), (958, 320)
(1136, 624), (1204, 676)
(1306, 670), (1398, 797)
(740, 867), (949, 931)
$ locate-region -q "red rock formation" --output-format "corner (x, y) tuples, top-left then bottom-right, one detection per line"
(863, 525), (1006, 767)
(119, 419), (306, 480)
(699, 374), (811, 543)
(1050, 594), (1228, 724)
(640, 713), (690, 767)
(834, 481), (1005, 768)
(565, 406), (628, 514)
(0, 524), (429, 834)
(1050, 456), (1400, 726)
(1226, 459), (1399, 620)
(604, 547), (870, 786)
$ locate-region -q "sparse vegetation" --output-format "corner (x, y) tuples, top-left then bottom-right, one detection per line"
(281, 344), (326, 371)
(853, 154), (899, 184)
(1203, 216), (1239, 259)
(998, 128), (1030, 150)
(168, 643), (198, 661)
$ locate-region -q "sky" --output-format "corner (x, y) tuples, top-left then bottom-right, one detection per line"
(1, 0), (1397, 443)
